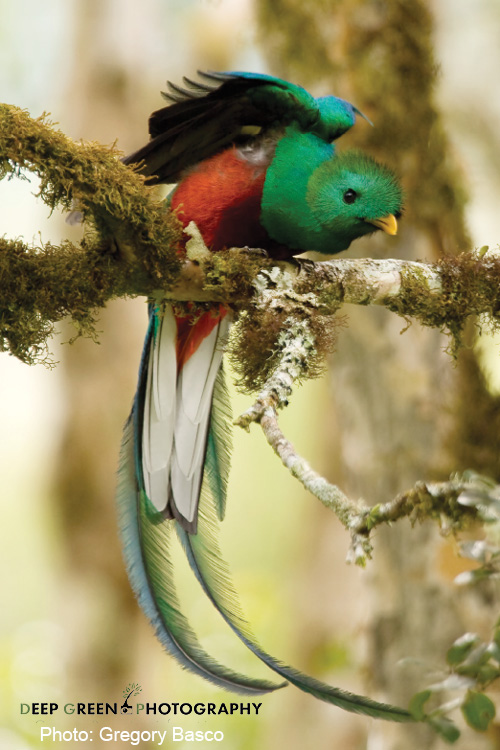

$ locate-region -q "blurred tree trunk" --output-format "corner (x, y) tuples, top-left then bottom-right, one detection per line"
(51, 0), (147, 703)
(50, 0), (245, 721)
(256, 1), (499, 748)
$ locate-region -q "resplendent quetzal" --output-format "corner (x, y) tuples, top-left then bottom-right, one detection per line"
(118, 72), (408, 721)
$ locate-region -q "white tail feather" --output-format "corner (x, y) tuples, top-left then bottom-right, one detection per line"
(142, 306), (231, 525)
(171, 316), (231, 523)
(142, 308), (176, 512)
(152, 311), (177, 420)
(179, 324), (227, 422)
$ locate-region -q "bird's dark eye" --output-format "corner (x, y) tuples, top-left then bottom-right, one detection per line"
(343, 189), (358, 205)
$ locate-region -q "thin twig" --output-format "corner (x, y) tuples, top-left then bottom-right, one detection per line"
(235, 305), (495, 564)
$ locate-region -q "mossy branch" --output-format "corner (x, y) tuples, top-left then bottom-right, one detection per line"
(2, 104), (500, 367)
(0, 104), (182, 361)
(3, 103), (500, 560)
(0, 105), (183, 277)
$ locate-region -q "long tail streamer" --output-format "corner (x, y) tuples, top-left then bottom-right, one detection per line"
(177, 371), (413, 721)
(117, 328), (284, 695)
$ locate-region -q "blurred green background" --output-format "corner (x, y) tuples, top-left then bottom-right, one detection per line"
(2, 1), (500, 748)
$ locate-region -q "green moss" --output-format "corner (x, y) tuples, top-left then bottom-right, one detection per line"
(0, 236), (121, 363)
(203, 250), (266, 302)
(386, 254), (500, 352)
(0, 105), (184, 363)
(0, 104), (182, 280)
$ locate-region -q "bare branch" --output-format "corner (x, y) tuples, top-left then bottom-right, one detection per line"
(238, 393), (489, 566)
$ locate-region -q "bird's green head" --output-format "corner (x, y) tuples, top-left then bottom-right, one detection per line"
(261, 132), (403, 256)
(306, 150), (403, 253)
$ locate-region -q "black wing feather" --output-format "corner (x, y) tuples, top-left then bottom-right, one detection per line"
(122, 72), (298, 184)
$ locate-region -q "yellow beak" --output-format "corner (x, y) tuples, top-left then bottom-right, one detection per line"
(366, 214), (398, 236)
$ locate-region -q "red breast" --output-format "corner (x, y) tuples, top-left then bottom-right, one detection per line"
(170, 147), (269, 251)
(170, 147), (286, 368)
